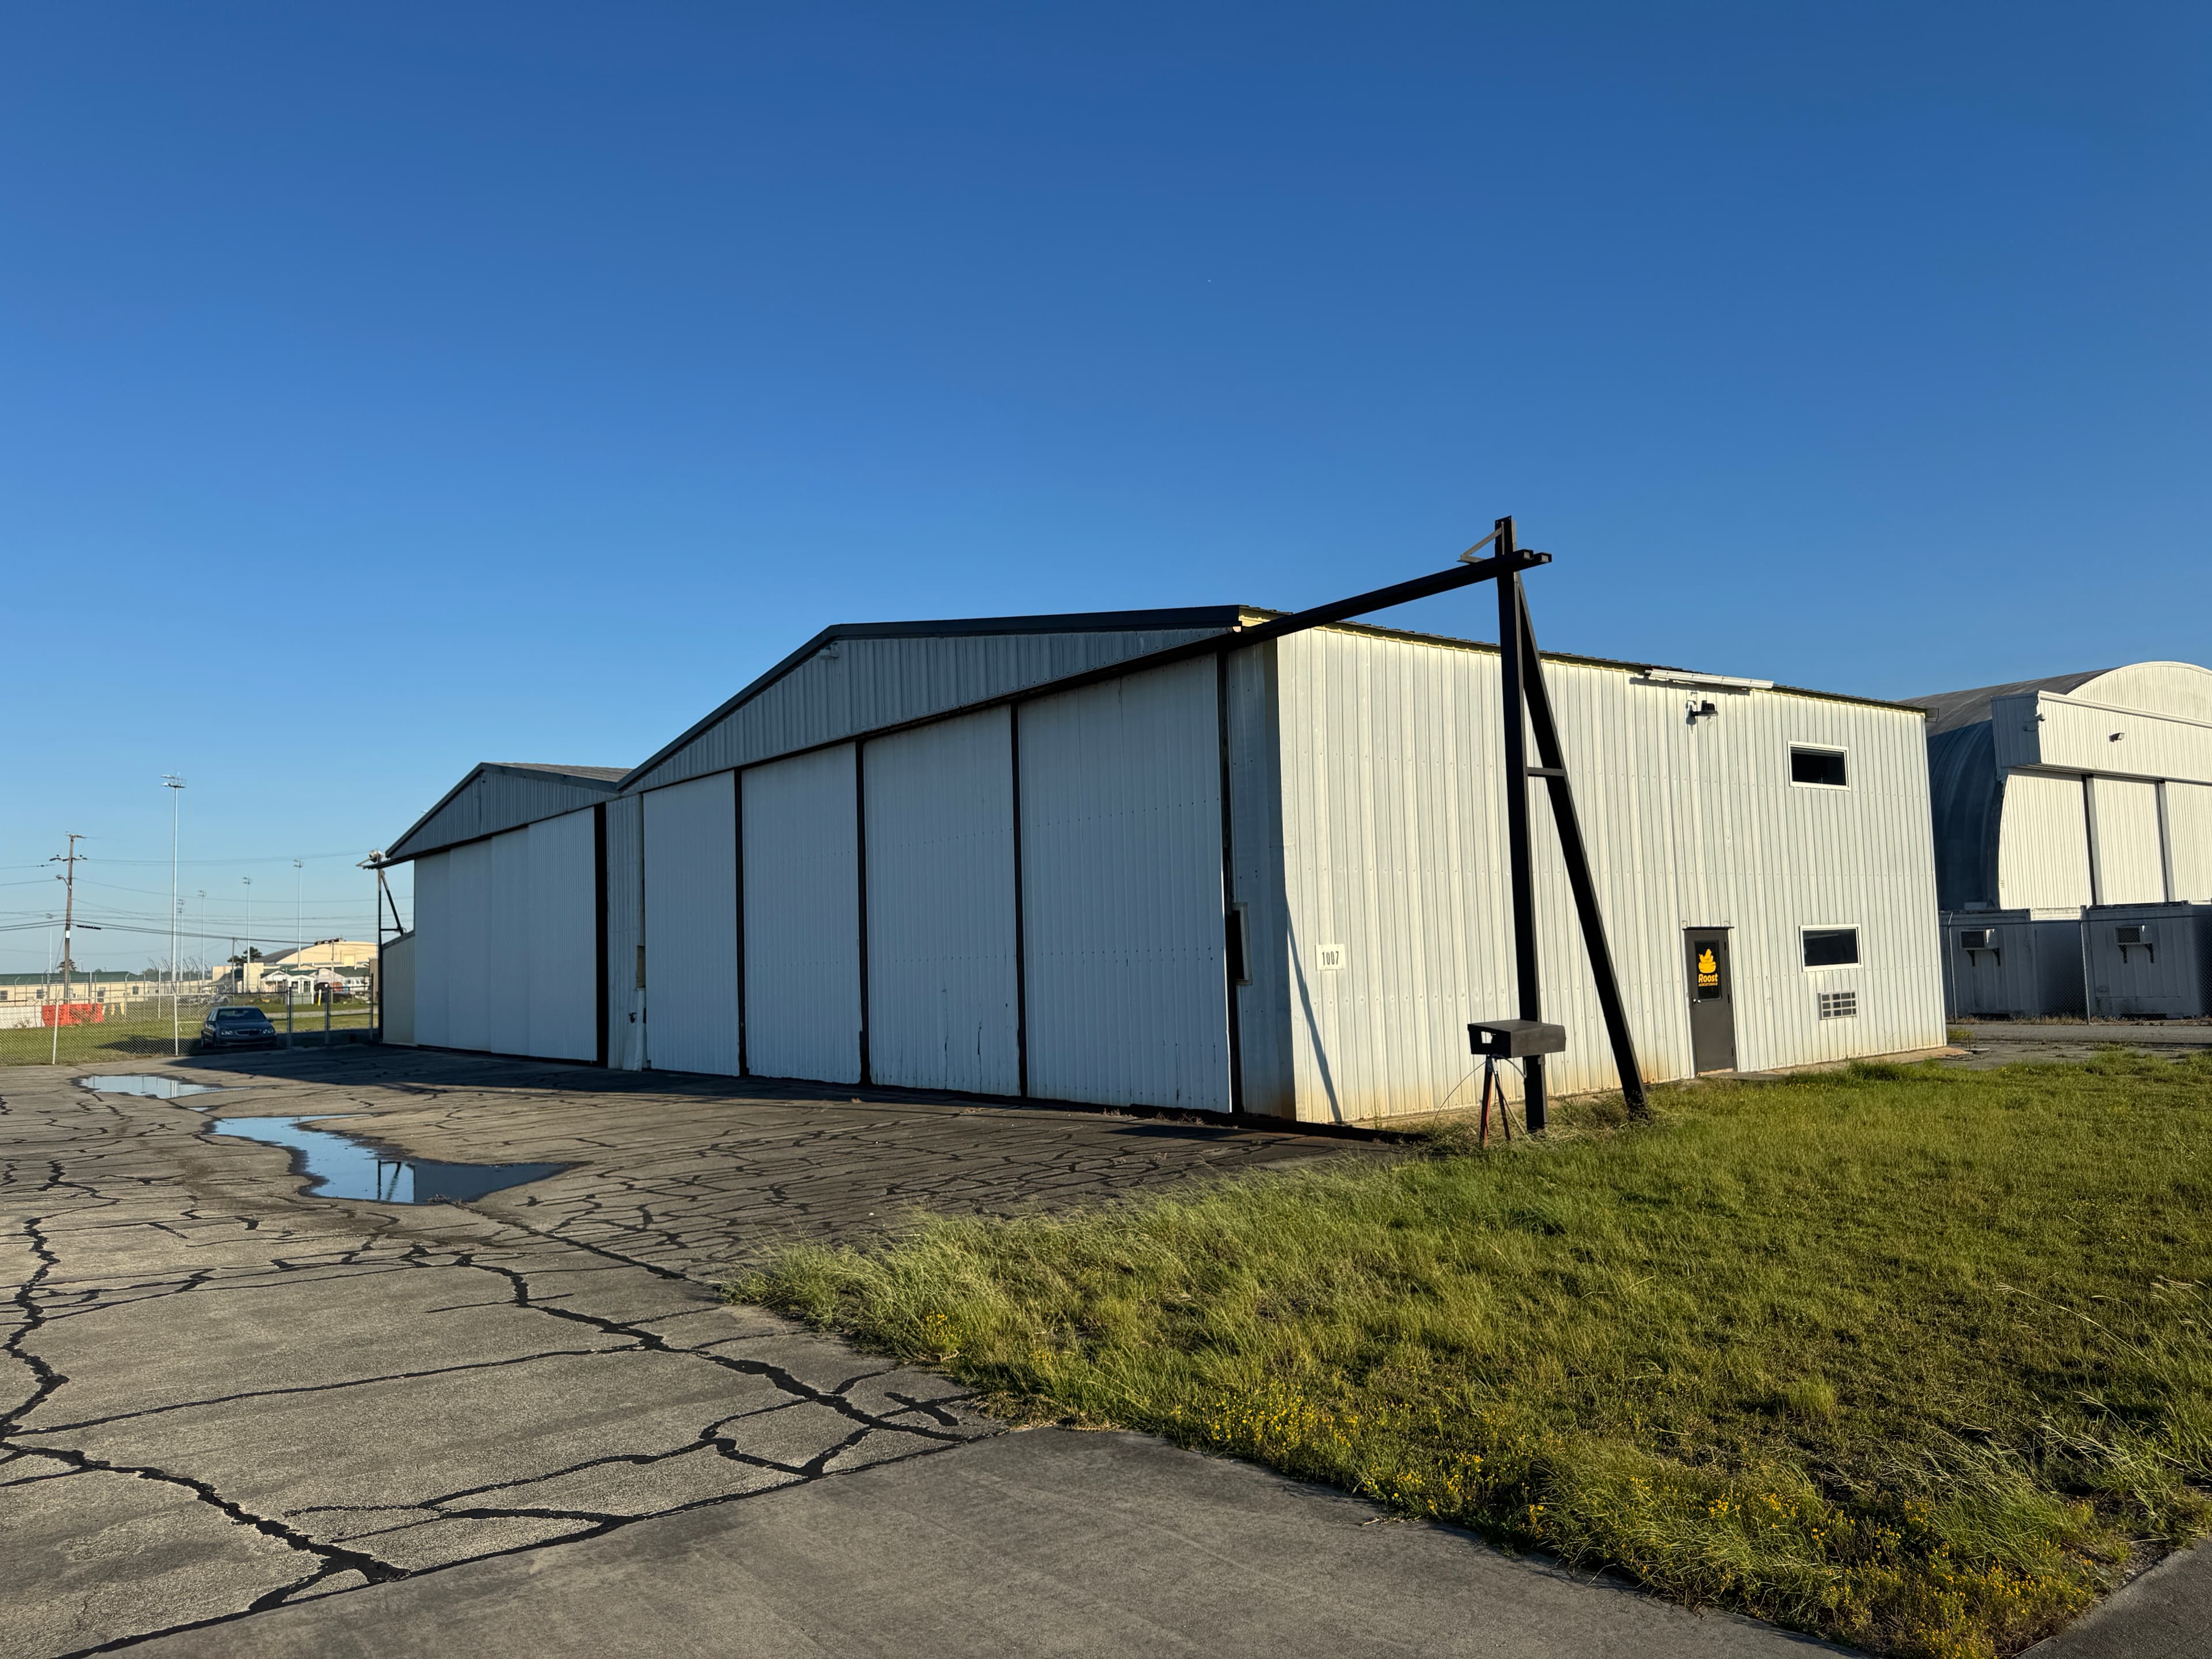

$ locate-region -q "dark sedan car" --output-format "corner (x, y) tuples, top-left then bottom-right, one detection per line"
(199, 1005), (278, 1049)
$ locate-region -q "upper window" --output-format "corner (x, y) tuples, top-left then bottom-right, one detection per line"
(1790, 747), (1848, 788)
(1802, 928), (1859, 968)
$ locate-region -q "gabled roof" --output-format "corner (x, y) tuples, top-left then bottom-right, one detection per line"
(382, 762), (628, 865)
(620, 607), (1251, 795)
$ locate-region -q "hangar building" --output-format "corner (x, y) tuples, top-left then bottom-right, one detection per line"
(1912, 662), (2212, 1018)
(378, 605), (1948, 1122)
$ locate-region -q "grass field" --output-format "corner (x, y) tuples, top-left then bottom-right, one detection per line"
(0, 1001), (373, 1066)
(737, 1053), (2212, 1658)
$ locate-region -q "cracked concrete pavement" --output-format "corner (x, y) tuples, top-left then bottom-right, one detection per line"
(5, 1048), (1861, 1658)
(0, 1050), (1376, 1656)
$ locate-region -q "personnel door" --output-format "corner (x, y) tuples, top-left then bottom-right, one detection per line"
(1685, 928), (1736, 1074)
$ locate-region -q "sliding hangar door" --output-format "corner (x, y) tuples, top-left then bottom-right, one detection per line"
(411, 807), (603, 1062)
(636, 660), (1236, 1111)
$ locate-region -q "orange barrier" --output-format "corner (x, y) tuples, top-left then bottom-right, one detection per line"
(41, 1003), (106, 1027)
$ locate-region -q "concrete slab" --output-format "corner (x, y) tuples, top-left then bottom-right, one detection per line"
(2029, 1541), (2212, 1659)
(0, 1054), (1380, 1655)
(132, 1429), (1839, 1659)
(1957, 1022), (2212, 1047)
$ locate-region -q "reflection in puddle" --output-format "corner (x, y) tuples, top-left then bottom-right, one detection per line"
(209, 1116), (568, 1205)
(79, 1074), (225, 1100)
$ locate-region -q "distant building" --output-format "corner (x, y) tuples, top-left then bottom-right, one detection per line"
(1911, 661), (2212, 1016)
(265, 940), (377, 969)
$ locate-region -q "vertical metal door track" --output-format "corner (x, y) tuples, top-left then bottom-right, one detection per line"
(854, 743), (872, 1087)
(1215, 652), (1245, 1113)
(1010, 706), (1029, 1098)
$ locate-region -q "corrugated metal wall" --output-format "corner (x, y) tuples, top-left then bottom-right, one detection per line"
(2012, 688), (2212, 783)
(1998, 772), (2093, 909)
(1925, 722), (2001, 909)
(412, 851), (450, 1048)
(389, 767), (619, 862)
(1941, 912), (2086, 1018)
(743, 746), (862, 1085)
(526, 809), (600, 1061)
(400, 810), (600, 1060)
(862, 711), (1020, 1094)
(447, 839), (493, 1052)
(2089, 777), (2165, 904)
(2086, 903), (2212, 1017)
(484, 830), (531, 1055)
(631, 626), (1234, 794)
(380, 934), (416, 1046)
(1020, 658), (1230, 1111)
(604, 795), (645, 1070)
(1272, 627), (1946, 1122)
(643, 774), (740, 1075)
(2169, 783), (2212, 900)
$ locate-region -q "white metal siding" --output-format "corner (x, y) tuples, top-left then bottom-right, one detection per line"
(380, 934), (416, 1046)
(1274, 628), (1945, 1122)
(446, 839), (493, 1052)
(862, 712), (1020, 1094)
(2168, 782), (2212, 901)
(2007, 690), (2212, 784)
(1997, 772), (2093, 910)
(604, 795), (645, 1070)
(2089, 777), (2166, 904)
(484, 829), (531, 1055)
(409, 814), (599, 1060)
(411, 853), (450, 1048)
(527, 808), (600, 1062)
(643, 774), (741, 1076)
(743, 746), (862, 1085)
(1020, 658), (1230, 1111)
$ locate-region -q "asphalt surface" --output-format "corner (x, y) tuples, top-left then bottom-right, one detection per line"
(1946, 1020), (2212, 1070)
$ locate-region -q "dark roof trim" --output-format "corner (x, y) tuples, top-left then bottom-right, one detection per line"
(381, 762), (628, 866)
(620, 605), (1251, 790)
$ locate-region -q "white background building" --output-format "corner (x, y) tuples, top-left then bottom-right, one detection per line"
(1917, 661), (2212, 1017)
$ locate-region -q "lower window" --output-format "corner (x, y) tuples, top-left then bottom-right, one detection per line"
(1818, 990), (1858, 1020)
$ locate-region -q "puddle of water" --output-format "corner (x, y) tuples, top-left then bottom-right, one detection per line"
(79, 1074), (225, 1100)
(208, 1116), (568, 1205)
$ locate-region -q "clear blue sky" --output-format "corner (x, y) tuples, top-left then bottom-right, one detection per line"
(3, 2), (2206, 972)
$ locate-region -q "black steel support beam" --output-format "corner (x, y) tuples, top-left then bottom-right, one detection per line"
(1517, 585), (1649, 1117)
(1492, 519), (1546, 1131)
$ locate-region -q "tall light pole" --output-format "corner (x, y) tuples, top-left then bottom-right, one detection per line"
(241, 875), (252, 995)
(195, 891), (207, 987)
(164, 777), (186, 1056)
(293, 857), (304, 968)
